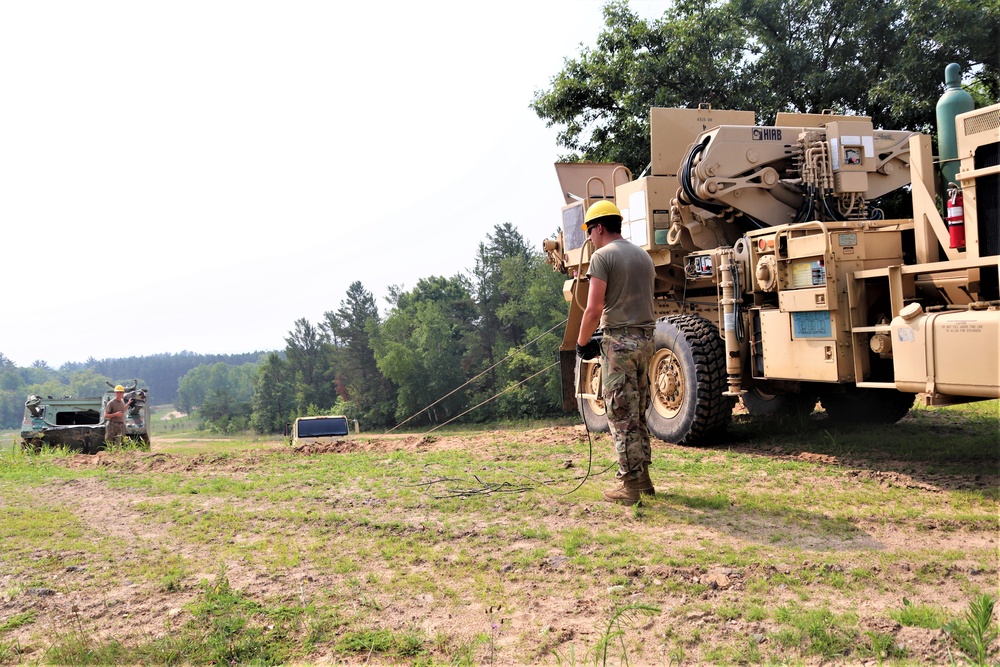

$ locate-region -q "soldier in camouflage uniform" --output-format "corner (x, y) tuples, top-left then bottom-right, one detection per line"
(104, 385), (128, 445)
(576, 201), (657, 505)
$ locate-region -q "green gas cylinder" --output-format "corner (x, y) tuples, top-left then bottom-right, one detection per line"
(935, 63), (975, 187)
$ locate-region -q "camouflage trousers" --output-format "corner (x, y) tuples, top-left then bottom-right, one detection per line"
(105, 421), (125, 443)
(600, 331), (654, 478)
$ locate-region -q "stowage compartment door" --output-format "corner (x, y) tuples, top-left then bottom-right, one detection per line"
(758, 308), (840, 381)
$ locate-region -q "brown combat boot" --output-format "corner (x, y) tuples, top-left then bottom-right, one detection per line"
(636, 466), (656, 497)
(603, 468), (655, 505)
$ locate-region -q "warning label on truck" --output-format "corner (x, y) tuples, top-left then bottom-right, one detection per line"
(789, 260), (826, 288)
(792, 311), (832, 338)
(941, 321), (983, 334)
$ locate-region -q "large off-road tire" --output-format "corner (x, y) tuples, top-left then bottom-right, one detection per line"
(742, 388), (818, 417)
(820, 388), (916, 424)
(576, 357), (610, 433)
(645, 315), (734, 446)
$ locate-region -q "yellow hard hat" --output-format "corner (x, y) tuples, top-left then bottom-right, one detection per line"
(114, 385), (125, 392)
(582, 200), (622, 229)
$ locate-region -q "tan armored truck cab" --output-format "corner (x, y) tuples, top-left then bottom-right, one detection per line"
(544, 88), (999, 446)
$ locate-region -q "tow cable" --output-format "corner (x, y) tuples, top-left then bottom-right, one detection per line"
(387, 322), (615, 498)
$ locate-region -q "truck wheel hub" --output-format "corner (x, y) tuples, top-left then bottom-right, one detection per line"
(584, 362), (605, 414)
(651, 349), (684, 418)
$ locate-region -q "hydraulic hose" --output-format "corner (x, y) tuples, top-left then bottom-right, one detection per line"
(680, 137), (725, 213)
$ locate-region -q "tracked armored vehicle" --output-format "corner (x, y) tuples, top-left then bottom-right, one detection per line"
(21, 380), (151, 453)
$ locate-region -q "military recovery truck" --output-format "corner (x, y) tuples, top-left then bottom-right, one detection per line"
(20, 380), (151, 453)
(543, 68), (999, 445)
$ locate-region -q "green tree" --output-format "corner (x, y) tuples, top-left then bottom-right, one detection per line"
(531, 0), (1000, 174)
(468, 223), (534, 420)
(72, 350), (266, 405)
(0, 353), (16, 370)
(177, 364), (221, 414)
(66, 369), (115, 399)
(322, 281), (396, 429)
(531, 0), (750, 172)
(250, 353), (295, 434)
(0, 358), (29, 430)
(0, 389), (23, 429)
(372, 276), (476, 425)
(737, 0), (999, 130)
(473, 223), (533, 347)
(22, 377), (71, 401)
(0, 367), (21, 392)
(19, 365), (57, 387)
(492, 252), (570, 418)
(284, 318), (334, 413)
(199, 388), (252, 434)
(0, 362), (117, 429)
(176, 362), (255, 414)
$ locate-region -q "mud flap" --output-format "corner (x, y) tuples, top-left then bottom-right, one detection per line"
(559, 349), (578, 411)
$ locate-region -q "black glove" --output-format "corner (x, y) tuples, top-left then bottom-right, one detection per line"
(576, 337), (601, 360)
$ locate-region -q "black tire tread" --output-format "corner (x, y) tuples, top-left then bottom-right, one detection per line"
(648, 314), (734, 446)
(576, 358), (610, 433)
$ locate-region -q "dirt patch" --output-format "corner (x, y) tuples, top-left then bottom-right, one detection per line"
(289, 426), (586, 456)
(2, 425), (997, 665)
(59, 450), (271, 475)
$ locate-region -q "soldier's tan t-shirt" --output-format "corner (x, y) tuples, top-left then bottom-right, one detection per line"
(587, 239), (656, 331)
(105, 398), (127, 424)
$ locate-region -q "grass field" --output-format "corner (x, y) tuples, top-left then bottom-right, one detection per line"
(0, 400), (997, 665)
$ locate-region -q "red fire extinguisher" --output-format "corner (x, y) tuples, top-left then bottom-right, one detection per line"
(946, 183), (966, 250)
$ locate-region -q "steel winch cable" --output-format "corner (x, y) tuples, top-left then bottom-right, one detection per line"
(412, 471), (535, 499)
(389, 317), (618, 498)
(383, 319), (568, 436)
(414, 458), (618, 499)
(423, 361), (560, 435)
(413, 438), (617, 499)
(554, 417), (616, 496)
(408, 360), (617, 499)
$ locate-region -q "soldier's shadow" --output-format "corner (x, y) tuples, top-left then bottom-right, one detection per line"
(648, 489), (885, 552)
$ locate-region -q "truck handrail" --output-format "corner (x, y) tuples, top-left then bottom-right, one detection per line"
(773, 220), (831, 260)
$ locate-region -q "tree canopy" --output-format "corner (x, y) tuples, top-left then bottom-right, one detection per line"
(11, 0), (993, 433)
(531, 0), (1000, 174)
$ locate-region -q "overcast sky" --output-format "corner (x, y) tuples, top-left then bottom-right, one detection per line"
(1, 0), (667, 368)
